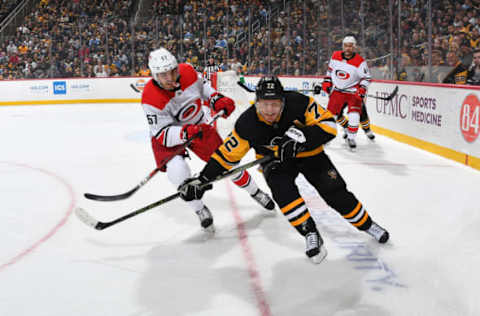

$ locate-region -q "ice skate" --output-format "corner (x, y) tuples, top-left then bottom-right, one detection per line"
(364, 128), (375, 141)
(366, 221), (389, 243)
(195, 206), (215, 233)
(305, 232), (328, 264)
(251, 189), (275, 210)
(345, 137), (356, 151)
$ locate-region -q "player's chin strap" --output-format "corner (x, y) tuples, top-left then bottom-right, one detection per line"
(75, 155), (273, 231)
(83, 110), (225, 202)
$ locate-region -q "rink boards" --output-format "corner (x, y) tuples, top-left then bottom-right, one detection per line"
(0, 75), (479, 170)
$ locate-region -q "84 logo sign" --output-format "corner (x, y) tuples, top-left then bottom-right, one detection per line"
(460, 94), (480, 143)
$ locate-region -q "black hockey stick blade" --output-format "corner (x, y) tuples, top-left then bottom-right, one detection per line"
(76, 192), (181, 230)
(76, 156), (272, 230)
(369, 86), (398, 101)
(84, 187), (140, 202)
(237, 80), (255, 93)
(130, 83), (141, 93)
(84, 168), (161, 202)
(83, 111), (224, 202)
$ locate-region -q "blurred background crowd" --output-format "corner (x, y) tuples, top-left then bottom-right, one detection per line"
(0, 0), (479, 84)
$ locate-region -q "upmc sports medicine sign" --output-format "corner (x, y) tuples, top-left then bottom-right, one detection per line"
(460, 94), (480, 143)
(367, 82), (480, 161)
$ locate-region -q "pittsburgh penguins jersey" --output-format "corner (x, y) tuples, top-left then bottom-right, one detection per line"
(141, 63), (218, 147)
(203, 91), (337, 174)
(326, 51), (371, 92)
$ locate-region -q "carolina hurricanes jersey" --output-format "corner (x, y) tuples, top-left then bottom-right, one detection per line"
(141, 63), (217, 147)
(326, 51), (371, 92)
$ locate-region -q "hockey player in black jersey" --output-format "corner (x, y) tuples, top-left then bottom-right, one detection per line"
(178, 75), (389, 264)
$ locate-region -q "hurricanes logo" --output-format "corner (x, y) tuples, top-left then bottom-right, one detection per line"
(335, 70), (350, 80)
(176, 102), (201, 122)
(327, 169), (338, 179)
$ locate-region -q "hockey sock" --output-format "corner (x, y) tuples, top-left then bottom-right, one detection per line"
(361, 118), (371, 131)
(280, 197), (316, 235)
(166, 155), (205, 211)
(336, 115), (349, 128)
(347, 111), (360, 138)
(231, 170), (258, 195)
(342, 202), (372, 231)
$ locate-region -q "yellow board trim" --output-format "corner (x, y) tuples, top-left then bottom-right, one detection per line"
(372, 125), (480, 171)
(0, 99), (140, 106)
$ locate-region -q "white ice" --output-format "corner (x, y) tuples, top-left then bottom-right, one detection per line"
(0, 103), (479, 316)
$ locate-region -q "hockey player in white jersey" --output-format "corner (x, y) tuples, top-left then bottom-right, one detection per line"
(141, 48), (274, 232)
(322, 36), (375, 150)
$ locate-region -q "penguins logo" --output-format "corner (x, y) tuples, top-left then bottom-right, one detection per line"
(327, 169), (338, 180)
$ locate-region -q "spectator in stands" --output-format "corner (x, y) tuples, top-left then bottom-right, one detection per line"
(229, 57), (244, 75)
(93, 59), (109, 77)
(1, 0), (479, 82)
(137, 63), (150, 77)
(442, 50), (469, 84)
(467, 49), (480, 85)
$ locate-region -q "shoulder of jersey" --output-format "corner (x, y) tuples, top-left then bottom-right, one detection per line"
(141, 79), (171, 110)
(331, 51), (365, 67)
(178, 63), (198, 89)
(349, 53), (365, 67)
(234, 105), (257, 138)
(331, 51), (344, 61)
(284, 90), (309, 106)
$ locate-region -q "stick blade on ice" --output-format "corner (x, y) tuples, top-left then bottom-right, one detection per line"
(75, 207), (101, 229)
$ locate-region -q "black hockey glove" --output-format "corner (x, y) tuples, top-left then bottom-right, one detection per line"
(274, 126), (307, 162)
(262, 159), (281, 181)
(178, 176), (213, 201)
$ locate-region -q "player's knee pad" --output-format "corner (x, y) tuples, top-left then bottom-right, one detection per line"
(166, 155), (191, 186)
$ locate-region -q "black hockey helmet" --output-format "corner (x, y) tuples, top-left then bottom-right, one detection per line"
(255, 76), (284, 100)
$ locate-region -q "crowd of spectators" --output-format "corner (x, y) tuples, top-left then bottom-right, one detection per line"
(0, 0), (20, 24)
(0, 0), (479, 84)
(0, 0), (137, 80)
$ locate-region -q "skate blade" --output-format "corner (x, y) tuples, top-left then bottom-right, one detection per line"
(309, 246), (328, 264)
(203, 225), (216, 234)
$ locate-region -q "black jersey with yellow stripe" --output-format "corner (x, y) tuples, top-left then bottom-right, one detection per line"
(206, 91), (337, 173)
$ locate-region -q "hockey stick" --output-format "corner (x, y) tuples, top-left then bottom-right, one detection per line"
(76, 155), (273, 230)
(84, 111), (225, 202)
(130, 83), (141, 93)
(237, 80), (255, 93)
(238, 79), (399, 102)
(309, 85), (399, 101)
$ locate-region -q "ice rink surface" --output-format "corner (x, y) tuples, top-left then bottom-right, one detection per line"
(1, 103), (479, 316)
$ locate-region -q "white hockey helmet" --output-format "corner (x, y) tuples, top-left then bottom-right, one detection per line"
(342, 36), (357, 46)
(148, 48), (178, 75)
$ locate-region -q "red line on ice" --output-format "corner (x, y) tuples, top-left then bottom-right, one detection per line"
(0, 162), (75, 272)
(225, 181), (271, 316)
